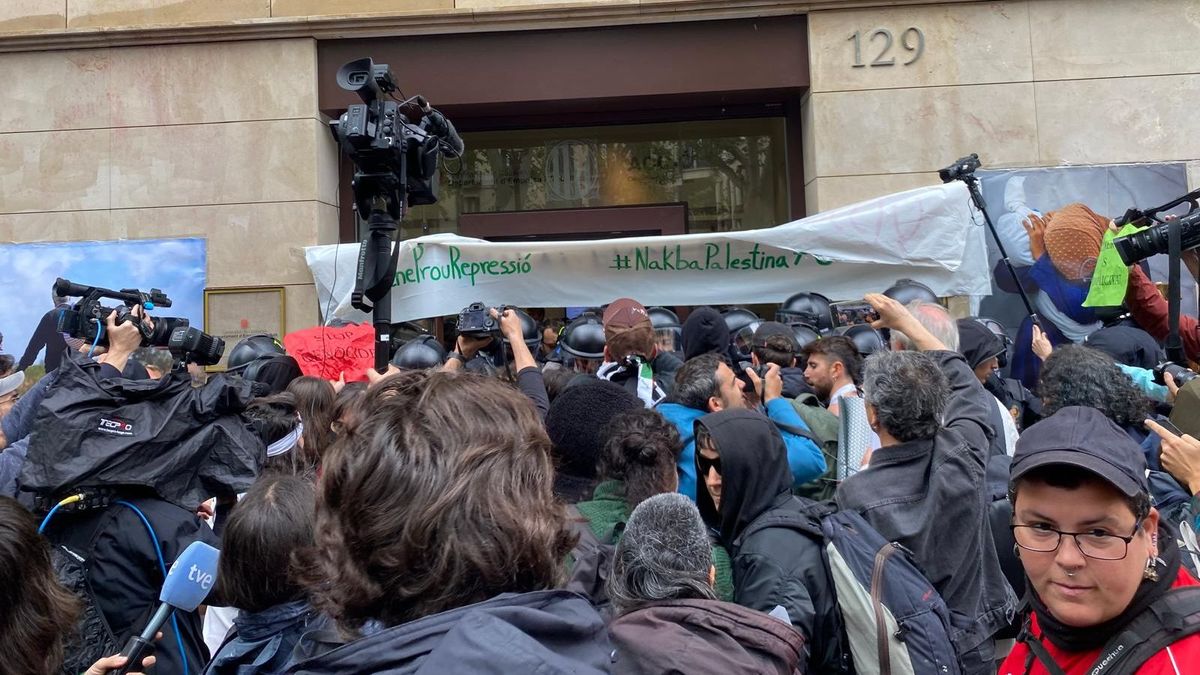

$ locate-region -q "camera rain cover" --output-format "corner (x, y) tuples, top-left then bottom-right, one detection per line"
(20, 353), (264, 510)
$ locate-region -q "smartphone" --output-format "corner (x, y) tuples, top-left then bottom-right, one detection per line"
(830, 300), (881, 328)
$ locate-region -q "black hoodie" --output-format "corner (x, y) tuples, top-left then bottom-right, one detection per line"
(694, 409), (843, 673)
(682, 307), (730, 361)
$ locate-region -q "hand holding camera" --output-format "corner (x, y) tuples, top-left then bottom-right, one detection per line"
(745, 362), (783, 403)
(1146, 418), (1200, 494)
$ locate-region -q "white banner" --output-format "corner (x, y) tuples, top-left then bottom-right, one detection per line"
(306, 182), (991, 322)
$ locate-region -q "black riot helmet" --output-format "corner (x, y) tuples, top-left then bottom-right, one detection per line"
(722, 307), (761, 338)
(391, 335), (447, 370)
(790, 324), (821, 351)
(500, 307), (541, 349)
(883, 279), (938, 306)
(560, 313), (606, 360)
(648, 307), (682, 354)
(775, 292), (833, 333)
(834, 324), (888, 357)
(226, 334), (285, 372)
(647, 307), (681, 331)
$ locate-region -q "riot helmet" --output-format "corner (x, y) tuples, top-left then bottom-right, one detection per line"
(775, 292), (833, 333)
(834, 324), (888, 357)
(391, 335), (447, 370)
(560, 313), (606, 361)
(883, 279), (938, 306)
(647, 307), (682, 354)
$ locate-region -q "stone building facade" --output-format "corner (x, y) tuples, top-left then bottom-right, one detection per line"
(1, 0), (1197, 331)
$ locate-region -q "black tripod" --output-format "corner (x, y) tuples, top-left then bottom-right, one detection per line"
(352, 197), (403, 374)
(940, 155), (1038, 322)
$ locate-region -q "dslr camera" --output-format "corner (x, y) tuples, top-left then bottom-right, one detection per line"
(1155, 361), (1199, 388)
(54, 278), (224, 366)
(1114, 210), (1200, 266)
(457, 302), (500, 339)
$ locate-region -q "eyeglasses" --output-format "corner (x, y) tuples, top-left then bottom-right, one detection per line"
(1011, 519), (1143, 561)
(697, 452), (721, 477)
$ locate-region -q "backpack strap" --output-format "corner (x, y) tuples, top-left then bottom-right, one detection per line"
(1015, 614), (1069, 675)
(770, 418), (823, 446)
(1085, 586), (1200, 675)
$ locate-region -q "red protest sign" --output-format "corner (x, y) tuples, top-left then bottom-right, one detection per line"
(283, 323), (376, 382)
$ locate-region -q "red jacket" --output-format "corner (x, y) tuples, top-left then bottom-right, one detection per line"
(1000, 569), (1200, 674)
(1125, 266), (1200, 362)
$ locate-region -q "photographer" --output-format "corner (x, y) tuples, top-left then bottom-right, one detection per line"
(442, 306), (549, 420)
(1125, 246), (1200, 362)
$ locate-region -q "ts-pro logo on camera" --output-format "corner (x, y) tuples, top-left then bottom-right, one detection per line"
(96, 416), (135, 437)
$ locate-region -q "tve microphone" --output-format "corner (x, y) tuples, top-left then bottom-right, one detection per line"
(111, 541), (220, 675)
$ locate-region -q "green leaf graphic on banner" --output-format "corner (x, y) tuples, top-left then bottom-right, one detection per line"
(1084, 223), (1145, 307)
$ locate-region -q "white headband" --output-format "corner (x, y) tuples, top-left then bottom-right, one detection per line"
(266, 421), (304, 457)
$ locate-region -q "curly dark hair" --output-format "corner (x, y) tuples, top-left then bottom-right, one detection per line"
(599, 408), (683, 511)
(0, 496), (81, 675)
(300, 370), (575, 633)
(1038, 345), (1153, 428)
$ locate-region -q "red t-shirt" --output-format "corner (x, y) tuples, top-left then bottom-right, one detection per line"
(1000, 570), (1200, 674)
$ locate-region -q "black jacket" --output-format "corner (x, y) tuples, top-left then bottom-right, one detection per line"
(681, 307), (730, 361)
(836, 351), (1017, 653)
(696, 409), (843, 673)
(780, 367), (814, 399)
(287, 590), (611, 674)
(47, 497), (221, 674)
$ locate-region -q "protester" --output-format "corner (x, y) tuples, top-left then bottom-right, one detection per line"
(801, 335), (862, 416)
(657, 353), (824, 501)
(0, 370), (24, 420)
(204, 475), (324, 675)
(571, 408), (733, 601)
(693, 408), (841, 673)
(545, 378), (644, 503)
(1125, 247), (1200, 362)
(837, 293), (1016, 672)
(680, 306), (729, 360)
(1002, 407), (1200, 674)
(958, 317), (1020, 457)
(285, 375), (336, 463)
(888, 299), (960, 351)
(597, 298), (670, 406)
(134, 346), (175, 379)
(750, 321), (812, 399)
(329, 381), (367, 437)
(607, 493), (806, 675)
(292, 371), (611, 672)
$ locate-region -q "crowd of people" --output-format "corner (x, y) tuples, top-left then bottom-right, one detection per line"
(3, 240), (1200, 674)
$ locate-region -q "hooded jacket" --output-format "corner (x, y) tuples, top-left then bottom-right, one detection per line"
(695, 409), (844, 673)
(836, 351), (1017, 655)
(286, 590), (611, 675)
(681, 307), (730, 361)
(609, 598), (806, 675)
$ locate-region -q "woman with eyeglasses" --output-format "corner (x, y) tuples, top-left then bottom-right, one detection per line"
(1001, 406), (1200, 675)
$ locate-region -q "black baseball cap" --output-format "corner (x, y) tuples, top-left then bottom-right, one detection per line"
(1011, 406), (1148, 498)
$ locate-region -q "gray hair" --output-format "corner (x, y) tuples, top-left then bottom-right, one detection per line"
(609, 493), (717, 615)
(890, 301), (960, 352)
(862, 351), (949, 442)
(667, 353), (722, 411)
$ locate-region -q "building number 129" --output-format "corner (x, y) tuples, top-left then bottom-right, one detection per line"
(849, 27), (925, 68)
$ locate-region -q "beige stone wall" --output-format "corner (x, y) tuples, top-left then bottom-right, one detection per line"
(0, 38), (338, 333)
(803, 0), (1200, 213)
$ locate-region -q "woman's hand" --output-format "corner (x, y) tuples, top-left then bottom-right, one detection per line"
(1031, 324), (1053, 362)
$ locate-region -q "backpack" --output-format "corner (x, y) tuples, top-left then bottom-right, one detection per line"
(1019, 587), (1200, 675)
(790, 394), (842, 501)
(563, 505), (622, 620)
(740, 503), (963, 675)
(44, 500), (165, 675)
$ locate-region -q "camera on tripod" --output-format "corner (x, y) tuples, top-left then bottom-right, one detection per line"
(939, 153), (982, 183)
(53, 278), (224, 366)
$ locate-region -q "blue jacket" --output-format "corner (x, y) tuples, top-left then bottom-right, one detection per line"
(204, 601), (326, 675)
(658, 399), (825, 501)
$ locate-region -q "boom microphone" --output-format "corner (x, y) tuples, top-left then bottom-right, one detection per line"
(110, 541), (220, 675)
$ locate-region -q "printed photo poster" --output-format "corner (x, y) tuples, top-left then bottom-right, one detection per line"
(0, 238), (207, 366)
(975, 163), (1194, 342)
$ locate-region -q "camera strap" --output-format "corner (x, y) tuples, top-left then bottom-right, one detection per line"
(1168, 218), (1185, 364)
